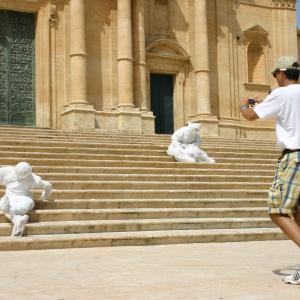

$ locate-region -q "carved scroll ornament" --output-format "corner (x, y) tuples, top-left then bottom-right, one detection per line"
(49, 0), (58, 27)
(272, 0), (296, 9)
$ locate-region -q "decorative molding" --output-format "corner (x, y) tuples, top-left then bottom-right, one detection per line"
(272, 0), (296, 9)
(243, 82), (271, 92)
(49, 0), (58, 27)
(244, 25), (269, 36)
(146, 39), (189, 60)
(242, 25), (269, 45)
(155, 0), (168, 5)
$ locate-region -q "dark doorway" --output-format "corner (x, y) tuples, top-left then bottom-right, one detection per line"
(150, 74), (174, 134)
(0, 9), (36, 126)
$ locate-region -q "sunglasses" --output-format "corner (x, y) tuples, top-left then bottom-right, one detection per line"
(272, 69), (280, 78)
(272, 68), (288, 78)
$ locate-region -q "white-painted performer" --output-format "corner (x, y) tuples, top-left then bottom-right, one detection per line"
(0, 162), (52, 237)
(167, 123), (215, 163)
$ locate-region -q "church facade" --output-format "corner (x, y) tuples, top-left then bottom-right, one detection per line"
(0, 0), (297, 138)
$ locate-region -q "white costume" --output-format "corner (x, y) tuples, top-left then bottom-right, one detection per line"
(167, 123), (215, 163)
(0, 162), (52, 236)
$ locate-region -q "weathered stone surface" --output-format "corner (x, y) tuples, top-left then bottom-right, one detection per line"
(0, 0), (297, 137)
(0, 126), (283, 250)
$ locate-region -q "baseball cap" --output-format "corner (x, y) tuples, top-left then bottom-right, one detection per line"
(273, 56), (300, 73)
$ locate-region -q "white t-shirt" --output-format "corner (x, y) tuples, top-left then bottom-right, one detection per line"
(254, 84), (300, 150)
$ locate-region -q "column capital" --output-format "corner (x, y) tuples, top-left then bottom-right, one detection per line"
(272, 0), (296, 9)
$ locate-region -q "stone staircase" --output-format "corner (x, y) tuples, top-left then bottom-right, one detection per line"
(0, 126), (285, 250)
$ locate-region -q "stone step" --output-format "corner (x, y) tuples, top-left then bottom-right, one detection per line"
(0, 136), (169, 147)
(0, 145), (166, 156)
(0, 217), (274, 236)
(0, 150), (279, 164)
(0, 150), (174, 162)
(0, 145), (280, 158)
(32, 166), (275, 176)
(0, 228), (285, 251)
(34, 198), (267, 209)
(0, 138), (169, 150)
(0, 131), (276, 149)
(0, 126), (280, 250)
(38, 189), (268, 199)
(39, 173), (274, 183)
(45, 180), (271, 190)
(0, 129), (170, 140)
(0, 129), (167, 137)
(0, 126), (272, 140)
(0, 138), (279, 154)
(0, 158), (277, 170)
(0, 207), (268, 222)
(0, 130), (276, 144)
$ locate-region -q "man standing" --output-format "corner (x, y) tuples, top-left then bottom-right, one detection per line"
(240, 56), (300, 285)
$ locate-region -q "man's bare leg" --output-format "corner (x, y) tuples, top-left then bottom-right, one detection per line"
(270, 213), (300, 247)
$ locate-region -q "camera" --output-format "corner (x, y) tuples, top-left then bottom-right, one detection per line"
(248, 98), (256, 106)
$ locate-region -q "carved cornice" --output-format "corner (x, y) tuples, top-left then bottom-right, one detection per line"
(272, 0), (296, 9)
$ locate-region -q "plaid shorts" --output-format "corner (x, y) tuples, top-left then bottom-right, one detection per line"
(268, 151), (300, 214)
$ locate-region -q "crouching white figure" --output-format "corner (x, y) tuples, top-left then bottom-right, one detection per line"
(167, 123), (215, 163)
(0, 162), (52, 237)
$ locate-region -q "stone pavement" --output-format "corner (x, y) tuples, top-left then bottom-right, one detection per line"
(0, 241), (299, 300)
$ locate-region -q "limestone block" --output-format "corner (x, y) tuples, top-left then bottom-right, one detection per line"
(95, 111), (119, 131)
(141, 111), (155, 134)
(117, 107), (142, 134)
(61, 104), (96, 131)
(190, 115), (219, 137)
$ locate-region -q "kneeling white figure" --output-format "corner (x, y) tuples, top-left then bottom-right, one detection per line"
(0, 162), (52, 237)
(167, 123), (215, 163)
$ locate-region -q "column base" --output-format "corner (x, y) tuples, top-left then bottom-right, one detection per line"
(95, 107), (155, 134)
(141, 111), (155, 134)
(189, 114), (219, 137)
(61, 103), (96, 131)
(218, 118), (275, 140)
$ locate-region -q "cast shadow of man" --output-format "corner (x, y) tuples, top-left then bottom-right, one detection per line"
(273, 264), (300, 278)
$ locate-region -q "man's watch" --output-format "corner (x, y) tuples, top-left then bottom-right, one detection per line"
(240, 105), (249, 111)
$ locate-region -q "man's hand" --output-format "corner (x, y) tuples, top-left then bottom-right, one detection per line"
(240, 97), (262, 107)
(240, 98), (249, 107)
(239, 98), (259, 121)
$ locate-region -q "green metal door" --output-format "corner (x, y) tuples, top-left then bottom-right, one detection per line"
(150, 74), (174, 134)
(0, 9), (35, 126)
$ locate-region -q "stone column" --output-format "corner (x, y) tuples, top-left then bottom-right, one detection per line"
(118, 0), (135, 107)
(70, 0), (87, 104)
(133, 0), (148, 111)
(61, 0), (95, 131)
(194, 0), (212, 115)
